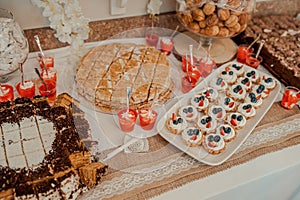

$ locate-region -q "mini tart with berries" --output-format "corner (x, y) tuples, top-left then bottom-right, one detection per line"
(201, 87), (219, 102)
(227, 84), (247, 101)
(261, 75), (277, 90)
(252, 84), (270, 99)
(230, 63), (244, 77)
(178, 105), (198, 122)
(237, 103), (256, 119)
(181, 126), (203, 147)
(219, 66), (237, 84)
(220, 96), (237, 112)
(245, 92), (263, 108)
(245, 69), (260, 84)
(237, 77), (252, 91)
(226, 112), (247, 130)
(216, 124), (236, 142)
(166, 113), (188, 134)
(196, 115), (217, 134)
(207, 105), (226, 121)
(191, 94), (210, 112)
(203, 133), (226, 154)
(210, 77), (228, 92)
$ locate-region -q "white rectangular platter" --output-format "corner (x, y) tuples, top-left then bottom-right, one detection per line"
(157, 61), (281, 166)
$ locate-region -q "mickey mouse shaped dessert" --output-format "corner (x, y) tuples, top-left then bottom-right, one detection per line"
(201, 87), (219, 102)
(220, 96), (237, 112)
(219, 66), (237, 84)
(210, 77), (228, 92)
(191, 94), (210, 112)
(252, 84), (269, 99)
(166, 113), (188, 134)
(237, 77), (252, 91)
(261, 75), (277, 90)
(230, 63), (244, 77)
(245, 92), (263, 108)
(227, 84), (247, 101)
(237, 103), (256, 119)
(181, 126), (203, 147)
(207, 105), (226, 121)
(178, 105), (198, 122)
(216, 124), (236, 142)
(227, 112), (246, 130)
(197, 115), (217, 134)
(245, 69), (260, 83)
(203, 133), (226, 154)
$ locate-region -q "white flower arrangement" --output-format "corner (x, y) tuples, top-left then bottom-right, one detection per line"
(31, 0), (90, 63)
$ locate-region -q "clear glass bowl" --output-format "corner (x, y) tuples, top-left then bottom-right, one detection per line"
(176, 0), (256, 39)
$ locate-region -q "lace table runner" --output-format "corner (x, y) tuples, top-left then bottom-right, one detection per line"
(79, 102), (300, 200)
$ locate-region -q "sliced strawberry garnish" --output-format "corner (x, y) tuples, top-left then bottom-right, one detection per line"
(256, 94), (261, 100)
(205, 91), (211, 97)
(220, 128), (225, 136)
(252, 74), (256, 78)
(238, 89), (243, 94)
(225, 66), (230, 72)
(246, 81), (250, 87)
(198, 99), (204, 106)
(208, 141), (216, 148)
(246, 108), (251, 113)
(230, 119), (237, 126)
(221, 81), (225, 86)
(172, 113), (176, 121)
(229, 102), (234, 108)
(217, 111), (223, 118)
(264, 90), (270, 94)
(186, 113), (193, 118)
(190, 135), (197, 141)
(206, 121), (212, 128)
(263, 76), (266, 80)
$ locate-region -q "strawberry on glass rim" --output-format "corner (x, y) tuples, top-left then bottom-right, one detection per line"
(139, 108), (158, 130)
(118, 108), (138, 132)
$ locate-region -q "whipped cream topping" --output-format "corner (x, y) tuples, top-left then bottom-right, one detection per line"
(0, 87), (9, 96)
(181, 126), (203, 144)
(178, 105), (198, 121)
(204, 133), (225, 151)
(197, 115), (217, 132)
(20, 81), (34, 89)
(238, 103), (256, 118)
(216, 124), (236, 141)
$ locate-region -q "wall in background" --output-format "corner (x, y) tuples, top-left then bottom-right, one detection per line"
(0, 0), (176, 30)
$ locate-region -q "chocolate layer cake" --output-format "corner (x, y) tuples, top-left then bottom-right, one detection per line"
(0, 95), (107, 199)
(234, 15), (300, 88)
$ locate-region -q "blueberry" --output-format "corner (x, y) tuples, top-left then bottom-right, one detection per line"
(222, 71), (227, 75)
(214, 135), (221, 142)
(237, 85), (242, 90)
(209, 88), (214, 93)
(212, 108), (218, 114)
(194, 129), (200, 135)
(246, 72), (251, 77)
(266, 78), (273, 83)
(217, 108), (222, 112)
(251, 97), (257, 103)
(207, 116), (212, 122)
(225, 97), (230, 103)
(229, 71), (233, 75)
(242, 105), (247, 110)
(208, 135), (214, 142)
(183, 108), (188, 113)
(188, 107), (193, 113)
(194, 97), (200, 103)
(237, 115), (243, 121)
(233, 88), (239, 93)
(251, 70), (255, 75)
(241, 79), (246, 84)
(232, 64), (237, 68)
(225, 127), (231, 133)
(249, 93), (255, 98)
(173, 120), (178, 125)
(248, 104), (252, 109)
(199, 96), (205, 100)
(201, 119), (206, 124)
(178, 118), (183, 123)
(232, 114), (237, 119)
(187, 129), (193, 136)
(216, 77), (222, 85)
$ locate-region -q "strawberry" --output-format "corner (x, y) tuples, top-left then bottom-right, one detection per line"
(230, 119), (237, 126)
(256, 94), (261, 100)
(225, 66), (230, 72)
(252, 74), (256, 79)
(238, 89), (243, 94)
(205, 91), (211, 97)
(208, 141), (216, 148)
(172, 113), (176, 121)
(246, 108), (251, 113)
(206, 121), (212, 128)
(220, 128), (225, 136)
(217, 111), (223, 118)
(221, 81), (225, 86)
(190, 135), (197, 140)
(229, 102), (234, 108)
(246, 81), (250, 86)
(198, 100), (204, 106)
(186, 113), (193, 118)
(263, 76), (266, 80)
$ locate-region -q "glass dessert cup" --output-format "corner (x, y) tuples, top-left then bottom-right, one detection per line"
(0, 84), (14, 102)
(281, 86), (300, 110)
(176, 0), (255, 63)
(38, 54), (54, 69)
(118, 108), (138, 132)
(245, 53), (262, 69)
(160, 37), (174, 55)
(139, 108), (158, 130)
(37, 79), (57, 105)
(16, 80), (35, 99)
(181, 71), (201, 93)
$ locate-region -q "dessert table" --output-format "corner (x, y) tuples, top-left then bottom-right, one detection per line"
(7, 39), (300, 200)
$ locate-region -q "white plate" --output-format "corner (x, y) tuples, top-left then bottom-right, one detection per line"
(157, 61), (281, 166)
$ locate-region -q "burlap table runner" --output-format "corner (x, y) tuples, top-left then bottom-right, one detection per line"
(80, 102), (300, 200)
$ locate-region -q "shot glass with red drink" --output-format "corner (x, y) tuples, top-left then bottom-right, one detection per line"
(181, 70), (201, 93)
(38, 53), (54, 69)
(281, 86), (300, 110)
(0, 84), (14, 102)
(41, 68), (57, 82)
(118, 108), (138, 132)
(139, 108), (158, 130)
(181, 54), (198, 73)
(160, 37), (174, 56)
(16, 80), (35, 99)
(245, 53), (263, 69)
(145, 32), (159, 48)
(37, 79), (57, 105)
(198, 56), (216, 78)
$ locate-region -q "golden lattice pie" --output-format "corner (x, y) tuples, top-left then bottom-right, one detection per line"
(75, 43), (174, 113)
